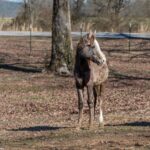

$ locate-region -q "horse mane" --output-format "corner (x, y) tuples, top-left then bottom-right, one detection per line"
(94, 39), (106, 63)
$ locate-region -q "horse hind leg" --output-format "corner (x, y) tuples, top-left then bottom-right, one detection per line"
(98, 84), (104, 127)
(99, 97), (104, 127)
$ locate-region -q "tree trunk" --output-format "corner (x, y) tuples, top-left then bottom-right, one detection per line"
(49, 0), (73, 72)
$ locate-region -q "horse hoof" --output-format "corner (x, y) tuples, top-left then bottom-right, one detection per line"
(88, 125), (94, 130)
(76, 126), (81, 131)
(99, 123), (104, 128)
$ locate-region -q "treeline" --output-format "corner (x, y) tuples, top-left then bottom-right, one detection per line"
(71, 0), (150, 32)
(3, 0), (150, 32)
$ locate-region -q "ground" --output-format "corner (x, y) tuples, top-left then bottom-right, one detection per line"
(0, 37), (150, 149)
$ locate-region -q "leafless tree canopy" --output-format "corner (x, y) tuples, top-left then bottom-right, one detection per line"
(10, 0), (52, 31)
(3, 0), (150, 32)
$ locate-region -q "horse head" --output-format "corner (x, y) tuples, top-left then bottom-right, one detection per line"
(79, 31), (106, 64)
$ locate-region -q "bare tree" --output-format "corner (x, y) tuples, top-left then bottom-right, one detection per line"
(93, 0), (130, 32)
(11, 0), (52, 31)
(4, 0), (150, 32)
(71, 0), (84, 22)
(49, 0), (73, 73)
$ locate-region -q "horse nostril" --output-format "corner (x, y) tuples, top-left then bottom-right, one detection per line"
(87, 43), (91, 46)
(87, 42), (91, 45)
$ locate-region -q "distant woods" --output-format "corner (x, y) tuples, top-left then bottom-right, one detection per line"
(13, 0), (52, 31)
(2, 0), (150, 32)
(71, 0), (150, 32)
(2, 0), (52, 31)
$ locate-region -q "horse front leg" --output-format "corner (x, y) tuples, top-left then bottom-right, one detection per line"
(87, 85), (94, 129)
(76, 88), (84, 129)
(93, 86), (97, 120)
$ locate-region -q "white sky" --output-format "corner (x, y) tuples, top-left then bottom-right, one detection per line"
(5, 0), (23, 3)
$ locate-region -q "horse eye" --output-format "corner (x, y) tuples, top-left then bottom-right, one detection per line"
(92, 46), (95, 48)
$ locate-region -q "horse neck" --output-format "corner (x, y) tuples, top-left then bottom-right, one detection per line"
(75, 47), (91, 70)
(94, 39), (106, 63)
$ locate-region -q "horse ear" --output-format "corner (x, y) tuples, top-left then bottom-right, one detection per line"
(89, 30), (93, 38)
(90, 31), (95, 45)
(93, 30), (96, 38)
(80, 24), (83, 37)
(91, 30), (96, 43)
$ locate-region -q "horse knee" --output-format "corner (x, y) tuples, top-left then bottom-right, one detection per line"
(87, 100), (94, 108)
(78, 101), (83, 109)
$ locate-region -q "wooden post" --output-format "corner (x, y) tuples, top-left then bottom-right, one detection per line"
(128, 23), (132, 52)
(28, 0), (32, 56)
(80, 24), (83, 38)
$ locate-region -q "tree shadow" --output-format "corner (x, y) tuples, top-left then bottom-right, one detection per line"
(107, 121), (150, 127)
(109, 69), (150, 88)
(8, 125), (67, 132)
(130, 52), (150, 60)
(123, 121), (150, 127)
(0, 64), (42, 73)
(106, 49), (127, 57)
(109, 78), (134, 88)
(110, 69), (150, 81)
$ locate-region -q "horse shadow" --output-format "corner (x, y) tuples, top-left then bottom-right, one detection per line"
(8, 126), (68, 132)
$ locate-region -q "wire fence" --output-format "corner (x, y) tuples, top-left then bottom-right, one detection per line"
(0, 33), (149, 71)
(0, 31), (150, 39)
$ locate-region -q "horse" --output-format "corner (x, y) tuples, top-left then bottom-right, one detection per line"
(74, 31), (109, 129)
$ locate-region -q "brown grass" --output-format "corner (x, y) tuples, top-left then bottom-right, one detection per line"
(0, 37), (150, 149)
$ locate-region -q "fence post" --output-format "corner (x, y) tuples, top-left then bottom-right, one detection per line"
(28, 0), (32, 56)
(128, 23), (132, 52)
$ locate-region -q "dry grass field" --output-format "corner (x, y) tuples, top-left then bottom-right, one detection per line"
(0, 37), (150, 149)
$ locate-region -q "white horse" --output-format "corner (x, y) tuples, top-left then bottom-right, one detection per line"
(74, 31), (109, 128)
